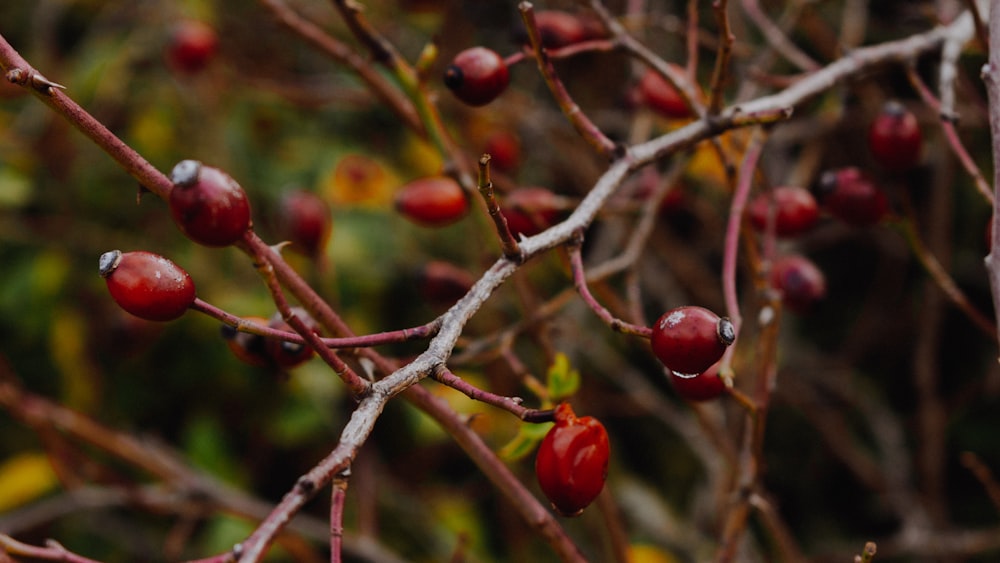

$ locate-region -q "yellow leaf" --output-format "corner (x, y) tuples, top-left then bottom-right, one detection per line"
(628, 544), (680, 563)
(0, 452), (58, 512)
(323, 153), (398, 207)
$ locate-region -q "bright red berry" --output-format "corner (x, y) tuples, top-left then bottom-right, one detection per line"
(502, 187), (563, 237)
(169, 160), (252, 246)
(868, 100), (922, 171)
(637, 66), (693, 119)
(747, 186), (819, 237)
(815, 167), (889, 227)
(99, 250), (196, 322)
(394, 176), (469, 227)
(443, 47), (510, 107)
(670, 362), (728, 402)
(771, 254), (827, 313)
(535, 402), (610, 516)
(165, 20), (218, 75)
(650, 306), (735, 376)
(278, 190), (332, 258)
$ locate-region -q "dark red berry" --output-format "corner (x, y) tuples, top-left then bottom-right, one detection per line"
(868, 100), (922, 171)
(395, 176), (469, 227)
(419, 260), (476, 307)
(166, 20), (218, 75)
(533, 11), (588, 48)
(535, 402), (610, 516)
(484, 131), (521, 173)
(815, 167), (889, 227)
(169, 160), (252, 246)
(637, 66), (693, 119)
(502, 187), (563, 237)
(278, 190), (332, 258)
(222, 316), (271, 367)
(771, 254), (827, 313)
(99, 250), (196, 322)
(650, 306), (735, 376)
(670, 362), (728, 402)
(265, 309), (320, 369)
(443, 47), (510, 107)
(747, 186), (819, 237)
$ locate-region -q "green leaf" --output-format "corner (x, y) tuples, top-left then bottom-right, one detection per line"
(546, 352), (580, 401)
(498, 420), (553, 462)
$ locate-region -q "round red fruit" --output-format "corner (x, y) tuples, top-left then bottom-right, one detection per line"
(533, 10), (588, 48)
(771, 254), (827, 313)
(166, 20), (218, 75)
(418, 260), (475, 307)
(484, 131), (521, 173)
(747, 186), (819, 237)
(395, 176), (469, 227)
(651, 306), (735, 376)
(535, 403), (610, 516)
(265, 309), (320, 369)
(169, 160), (252, 246)
(815, 167), (889, 227)
(279, 190), (332, 257)
(502, 187), (563, 237)
(222, 317), (271, 367)
(99, 250), (196, 322)
(443, 47), (510, 107)
(670, 363), (728, 402)
(868, 100), (922, 171)
(637, 66), (693, 119)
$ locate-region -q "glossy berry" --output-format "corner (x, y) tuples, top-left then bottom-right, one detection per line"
(533, 11), (588, 48)
(502, 187), (563, 237)
(484, 131), (521, 173)
(99, 250), (195, 322)
(651, 306), (735, 376)
(169, 160), (252, 246)
(535, 402), (610, 516)
(868, 100), (922, 171)
(771, 254), (827, 313)
(747, 186), (819, 237)
(443, 47), (510, 107)
(419, 260), (476, 307)
(395, 176), (469, 227)
(815, 167), (889, 227)
(637, 66), (693, 119)
(265, 309), (320, 369)
(279, 190), (332, 257)
(670, 362), (728, 402)
(165, 20), (218, 75)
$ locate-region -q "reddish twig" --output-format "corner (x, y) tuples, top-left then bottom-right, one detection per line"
(431, 367), (555, 423)
(476, 154), (522, 261)
(565, 233), (652, 337)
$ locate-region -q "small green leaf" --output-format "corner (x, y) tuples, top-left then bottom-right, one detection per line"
(546, 352), (580, 401)
(498, 420), (553, 462)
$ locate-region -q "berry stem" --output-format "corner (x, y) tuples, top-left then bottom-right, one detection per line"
(431, 367), (554, 422)
(566, 233), (653, 338)
(706, 0), (736, 116)
(330, 470), (349, 563)
(518, 1), (620, 160)
(477, 154), (522, 261)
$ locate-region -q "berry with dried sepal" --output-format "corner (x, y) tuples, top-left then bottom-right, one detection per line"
(650, 306), (735, 376)
(868, 100), (922, 171)
(99, 250), (195, 322)
(169, 160), (252, 246)
(443, 47), (510, 107)
(535, 402), (610, 516)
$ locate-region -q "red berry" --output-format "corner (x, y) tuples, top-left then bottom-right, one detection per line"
(502, 187), (563, 237)
(637, 66), (693, 119)
(747, 186), (819, 237)
(815, 167), (889, 227)
(533, 11), (588, 48)
(484, 131), (521, 173)
(418, 260), (476, 307)
(650, 306), (735, 376)
(169, 160), (252, 246)
(770, 254), (827, 313)
(278, 190), (332, 257)
(222, 316), (271, 367)
(394, 176), (469, 227)
(99, 250), (196, 322)
(166, 20), (218, 75)
(535, 403), (610, 516)
(670, 362), (728, 402)
(443, 47), (510, 107)
(868, 100), (922, 171)
(265, 309), (320, 369)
